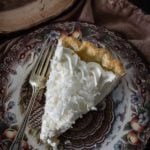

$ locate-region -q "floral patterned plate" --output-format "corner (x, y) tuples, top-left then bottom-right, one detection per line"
(0, 22), (150, 150)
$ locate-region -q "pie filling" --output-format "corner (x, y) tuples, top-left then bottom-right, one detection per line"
(40, 36), (125, 149)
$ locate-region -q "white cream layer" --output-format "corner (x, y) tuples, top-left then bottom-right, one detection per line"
(40, 41), (118, 149)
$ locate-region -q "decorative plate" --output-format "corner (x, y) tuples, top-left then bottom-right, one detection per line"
(0, 22), (150, 150)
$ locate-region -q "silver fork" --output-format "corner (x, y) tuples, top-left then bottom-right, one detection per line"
(9, 38), (56, 150)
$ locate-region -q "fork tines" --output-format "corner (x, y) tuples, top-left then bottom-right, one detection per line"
(32, 39), (56, 77)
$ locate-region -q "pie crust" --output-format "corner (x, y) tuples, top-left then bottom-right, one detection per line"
(60, 35), (125, 76)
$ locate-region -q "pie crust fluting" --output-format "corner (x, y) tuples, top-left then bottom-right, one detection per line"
(60, 35), (125, 76)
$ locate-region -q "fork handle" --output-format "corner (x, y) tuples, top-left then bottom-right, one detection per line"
(9, 87), (39, 150)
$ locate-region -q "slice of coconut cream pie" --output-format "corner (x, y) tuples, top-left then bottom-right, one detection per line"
(40, 35), (125, 149)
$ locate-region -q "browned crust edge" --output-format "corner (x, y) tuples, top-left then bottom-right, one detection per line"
(60, 35), (125, 76)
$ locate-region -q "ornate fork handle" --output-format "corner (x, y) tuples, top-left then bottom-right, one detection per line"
(9, 36), (56, 150)
(9, 87), (39, 150)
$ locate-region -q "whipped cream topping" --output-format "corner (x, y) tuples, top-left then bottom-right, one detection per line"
(40, 41), (118, 149)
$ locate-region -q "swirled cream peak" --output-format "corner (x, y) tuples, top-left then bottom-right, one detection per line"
(40, 40), (118, 149)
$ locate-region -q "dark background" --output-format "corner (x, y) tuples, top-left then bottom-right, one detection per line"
(130, 0), (150, 14)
